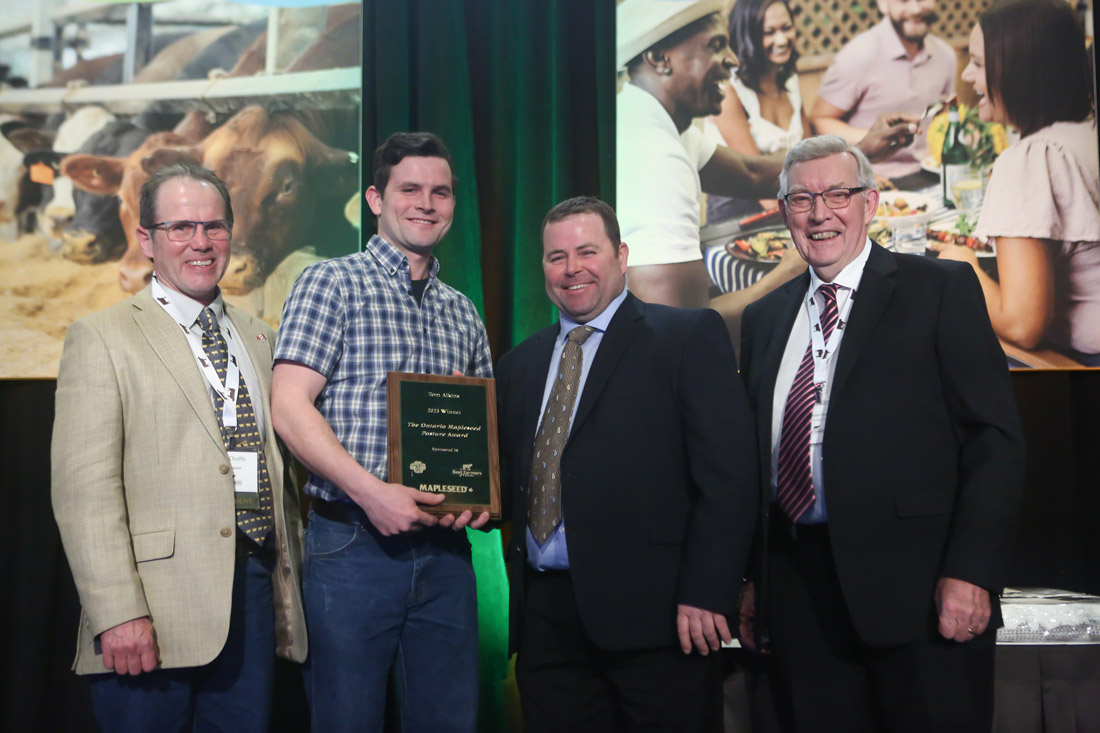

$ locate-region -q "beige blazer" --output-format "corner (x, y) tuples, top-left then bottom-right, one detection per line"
(51, 287), (307, 674)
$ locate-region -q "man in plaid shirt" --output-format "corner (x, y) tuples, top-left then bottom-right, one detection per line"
(272, 132), (492, 732)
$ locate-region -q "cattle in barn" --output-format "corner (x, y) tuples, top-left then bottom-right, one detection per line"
(42, 54), (123, 88)
(44, 121), (152, 264)
(134, 20), (267, 132)
(285, 4), (360, 72)
(63, 106), (357, 295)
(3, 106), (116, 249)
(62, 130), (198, 288)
(0, 115), (25, 233)
(132, 26), (236, 84)
(169, 3), (361, 141)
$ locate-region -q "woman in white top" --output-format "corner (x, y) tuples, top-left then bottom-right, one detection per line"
(704, 0), (810, 224)
(932, 0), (1100, 365)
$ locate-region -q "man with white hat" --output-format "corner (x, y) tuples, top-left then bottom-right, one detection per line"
(617, 0), (917, 341)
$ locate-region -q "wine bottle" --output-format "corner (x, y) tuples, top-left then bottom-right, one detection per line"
(941, 102), (970, 208)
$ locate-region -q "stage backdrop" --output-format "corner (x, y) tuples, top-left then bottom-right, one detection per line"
(615, 0), (1100, 369)
(0, 1), (362, 378)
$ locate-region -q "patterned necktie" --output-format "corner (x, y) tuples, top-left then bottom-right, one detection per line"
(777, 283), (840, 522)
(197, 307), (274, 543)
(528, 325), (595, 545)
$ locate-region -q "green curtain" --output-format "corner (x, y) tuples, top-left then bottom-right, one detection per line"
(361, 2), (613, 730)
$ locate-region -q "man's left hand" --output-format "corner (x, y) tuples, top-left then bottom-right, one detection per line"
(935, 576), (991, 642)
(677, 604), (732, 655)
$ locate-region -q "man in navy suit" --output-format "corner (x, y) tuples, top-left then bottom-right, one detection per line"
(496, 196), (758, 732)
(739, 135), (1024, 731)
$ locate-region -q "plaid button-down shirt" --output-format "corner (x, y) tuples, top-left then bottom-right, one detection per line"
(275, 235), (493, 502)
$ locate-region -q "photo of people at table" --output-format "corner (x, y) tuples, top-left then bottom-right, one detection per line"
(616, 0), (1099, 368)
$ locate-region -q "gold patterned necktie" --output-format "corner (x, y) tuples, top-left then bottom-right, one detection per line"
(197, 307), (274, 543)
(528, 325), (595, 545)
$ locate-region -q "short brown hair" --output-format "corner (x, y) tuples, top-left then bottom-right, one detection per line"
(542, 196), (621, 245)
(139, 161), (232, 229)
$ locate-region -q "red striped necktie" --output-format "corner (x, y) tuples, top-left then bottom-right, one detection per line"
(776, 282), (839, 522)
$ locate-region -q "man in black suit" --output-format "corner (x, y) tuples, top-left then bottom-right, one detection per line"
(739, 135), (1024, 732)
(496, 196), (758, 732)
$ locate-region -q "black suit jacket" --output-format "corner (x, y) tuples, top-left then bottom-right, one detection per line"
(497, 293), (759, 653)
(740, 245), (1025, 647)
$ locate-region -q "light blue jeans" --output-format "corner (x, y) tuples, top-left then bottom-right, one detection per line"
(302, 509), (479, 732)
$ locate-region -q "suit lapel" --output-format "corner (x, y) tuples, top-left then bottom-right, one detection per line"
(569, 293), (644, 437)
(130, 287), (226, 451)
(831, 244), (897, 403)
(755, 273), (807, 467)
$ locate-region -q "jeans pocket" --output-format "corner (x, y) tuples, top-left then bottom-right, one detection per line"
(305, 515), (360, 557)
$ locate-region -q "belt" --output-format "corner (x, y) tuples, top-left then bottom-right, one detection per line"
(769, 504), (829, 543)
(311, 498), (370, 526)
(236, 529), (275, 567)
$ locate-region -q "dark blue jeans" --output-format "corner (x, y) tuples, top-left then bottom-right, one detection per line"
(302, 510), (479, 732)
(88, 542), (276, 732)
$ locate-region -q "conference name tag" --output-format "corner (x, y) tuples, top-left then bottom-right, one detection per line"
(229, 451), (260, 509)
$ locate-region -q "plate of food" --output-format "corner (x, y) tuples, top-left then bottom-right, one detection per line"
(725, 229), (794, 263)
(926, 212), (994, 256)
(875, 191), (935, 222)
(921, 155), (941, 175)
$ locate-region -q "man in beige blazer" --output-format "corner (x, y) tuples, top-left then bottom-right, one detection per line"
(51, 161), (306, 731)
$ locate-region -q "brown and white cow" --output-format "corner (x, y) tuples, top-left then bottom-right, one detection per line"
(64, 106), (356, 294)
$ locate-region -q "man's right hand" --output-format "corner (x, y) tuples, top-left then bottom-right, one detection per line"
(100, 617), (159, 676)
(351, 481), (445, 536)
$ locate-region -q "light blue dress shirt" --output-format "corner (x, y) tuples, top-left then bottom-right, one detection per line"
(526, 286), (629, 570)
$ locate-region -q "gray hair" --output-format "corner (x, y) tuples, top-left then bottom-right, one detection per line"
(777, 135), (875, 198)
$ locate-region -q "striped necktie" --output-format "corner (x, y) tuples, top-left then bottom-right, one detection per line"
(776, 283), (839, 522)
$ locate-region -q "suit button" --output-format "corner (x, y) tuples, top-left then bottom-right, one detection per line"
(221, 528), (232, 538)
(219, 464), (230, 474)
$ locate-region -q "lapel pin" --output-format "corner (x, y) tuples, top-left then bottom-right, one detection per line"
(256, 333), (267, 341)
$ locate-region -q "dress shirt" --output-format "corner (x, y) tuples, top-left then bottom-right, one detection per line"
(770, 239), (873, 523)
(617, 82), (717, 267)
(274, 235), (494, 502)
(154, 278), (265, 438)
(526, 285), (629, 570)
(816, 19), (955, 178)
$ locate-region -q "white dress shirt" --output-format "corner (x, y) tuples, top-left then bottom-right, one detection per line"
(769, 239), (874, 522)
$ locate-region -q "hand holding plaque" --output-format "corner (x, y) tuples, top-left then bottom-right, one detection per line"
(386, 372), (501, 520)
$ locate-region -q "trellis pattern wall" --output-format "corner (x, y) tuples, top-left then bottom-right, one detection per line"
(786, 0), (994, 60)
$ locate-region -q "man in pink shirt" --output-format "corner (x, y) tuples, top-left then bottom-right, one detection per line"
(810, 0), (955, 179)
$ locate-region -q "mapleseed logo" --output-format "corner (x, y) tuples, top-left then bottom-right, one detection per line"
(410, 461), (427, 475)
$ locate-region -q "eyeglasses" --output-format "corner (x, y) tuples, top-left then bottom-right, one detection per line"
(149, 219), (232, 242)
(783, 187), (865, 213)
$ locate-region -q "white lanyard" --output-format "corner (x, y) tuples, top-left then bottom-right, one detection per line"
(805, 283), (855, 391)
(150, 277), (239, 430)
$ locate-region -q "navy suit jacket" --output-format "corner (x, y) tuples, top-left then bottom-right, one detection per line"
(497, 293), (759, 653)
(740, 245), (1025, 647)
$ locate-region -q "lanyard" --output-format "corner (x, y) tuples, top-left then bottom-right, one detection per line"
(150, 277), (239, 430)
(805, 283), (855, 390)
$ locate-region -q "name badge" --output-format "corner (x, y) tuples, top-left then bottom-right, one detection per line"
(229, 451), (260, 509)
